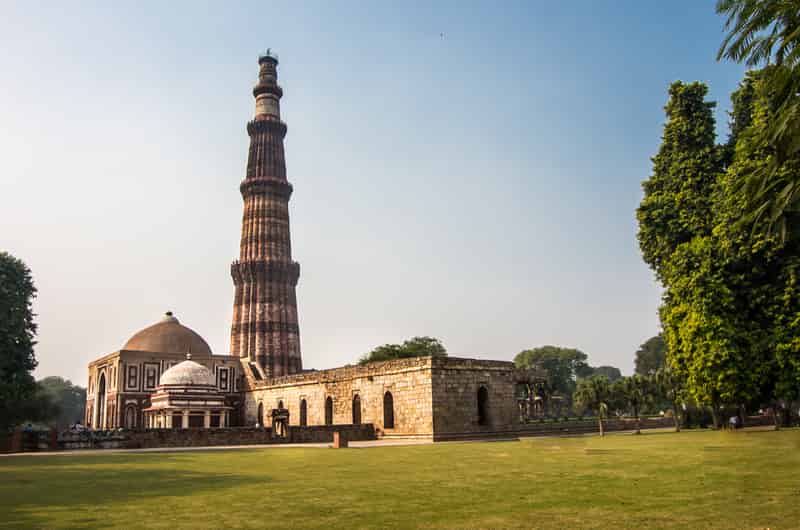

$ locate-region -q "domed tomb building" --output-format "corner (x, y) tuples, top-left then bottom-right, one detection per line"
(85, 312), (241, 430)
(144, 354), (233, 429)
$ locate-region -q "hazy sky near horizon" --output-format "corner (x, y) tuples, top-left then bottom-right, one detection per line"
(1, 1), (745, 384)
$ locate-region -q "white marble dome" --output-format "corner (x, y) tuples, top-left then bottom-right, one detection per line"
(159, 356), (215, 386)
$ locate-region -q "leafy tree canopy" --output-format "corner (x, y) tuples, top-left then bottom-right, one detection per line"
(0, 252), (38, 433)
(591, 366), (623, 383)
(514, 346), (591, 396)
(634, 335), (667, 376)
(636, 81), (721, 280)
(37, 377), (87, 429)
(717, 0), (800, 237)
(358, 336), (446, 365)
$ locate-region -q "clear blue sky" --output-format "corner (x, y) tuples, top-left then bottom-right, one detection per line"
(1, 1), (745, 384)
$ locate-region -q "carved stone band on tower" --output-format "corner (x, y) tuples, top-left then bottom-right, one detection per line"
(230, 52), (302, 378)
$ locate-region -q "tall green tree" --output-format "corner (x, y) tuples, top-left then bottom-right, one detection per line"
(0, 252), (38, 433)
(634, 335), (667, 376)
(514, 346), (591, 399)
(574, 375), (611, 437)
(636, 81), (733, 427)
(714, 73), (800, 417)
(358, 336), (446, 365)
(717, 0), (800, 237)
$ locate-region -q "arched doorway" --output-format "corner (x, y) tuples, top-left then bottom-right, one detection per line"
(278, 400), (284, 409)
(95, 373), (107, 429)
(352, 395), (361, 425)
(325, 397), (333, 425)
(257, 402), (264, 427)
(383, 391), (394, 429)
(124, 405), (137, 429)
(299, 399), (307, 426)
(477, 386), (489, 426)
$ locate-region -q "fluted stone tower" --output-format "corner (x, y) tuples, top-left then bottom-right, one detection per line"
(230, 52), (301, 378)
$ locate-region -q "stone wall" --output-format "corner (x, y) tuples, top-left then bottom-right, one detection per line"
(243, 356), (435, 437)
(433, 416), (677, 441)
(57, 424), (375, 450)
(429, 357), (544, 439)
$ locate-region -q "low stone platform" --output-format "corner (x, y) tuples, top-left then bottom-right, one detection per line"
(56, 424), (376, 451)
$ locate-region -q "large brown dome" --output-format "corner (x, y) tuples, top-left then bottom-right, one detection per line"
(122, 312), (212, 355)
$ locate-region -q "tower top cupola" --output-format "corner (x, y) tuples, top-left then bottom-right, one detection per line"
(253, 49), (282, 120)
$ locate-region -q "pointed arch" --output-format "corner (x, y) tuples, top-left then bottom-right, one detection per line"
(383, 391), (394, 429)
(477, 386), (489, 426)
(352, 394), (361, 425)
(299, 399), (307, 426)
(95, 372), (107, 429)
(325, 396), (333, 425)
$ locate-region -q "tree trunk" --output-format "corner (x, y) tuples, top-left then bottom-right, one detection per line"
(773, 403), (781, 431)
(635, 408), (641, 435)
(598, 417), (604, 437)
(710, 405), (720, 430)
(672, 403), (681, 432)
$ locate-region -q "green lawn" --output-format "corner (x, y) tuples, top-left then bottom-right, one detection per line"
(1, 429), (799, 529)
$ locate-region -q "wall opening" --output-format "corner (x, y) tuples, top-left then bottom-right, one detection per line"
(95, 373), (107, 429)
(325, 396), (333, 425)
(352, 395), (361, 425)
(477, 386), (489, 426)
(257, 402), (264, 427)
(299, 399), (307, 426)
(383, 391), (394, 429)
(278, 400), (284, 409)
(124, 405), (137, 429)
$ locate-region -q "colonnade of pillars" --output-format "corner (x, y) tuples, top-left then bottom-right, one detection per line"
(145, 410), (230, 429)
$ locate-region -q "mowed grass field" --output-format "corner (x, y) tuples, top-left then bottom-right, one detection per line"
(1, 429), (799, 530)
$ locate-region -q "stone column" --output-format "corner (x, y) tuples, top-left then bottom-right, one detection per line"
(182, 410), (189, 429)
(204, 411), (211, 428)
(165, 412), (172, 429)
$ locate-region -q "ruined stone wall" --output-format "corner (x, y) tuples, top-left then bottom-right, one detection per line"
(242, 357), (434, 437)
(430, 357), (526, 439)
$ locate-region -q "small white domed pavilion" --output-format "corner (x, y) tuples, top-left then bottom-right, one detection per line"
(144, 353), (233, 429)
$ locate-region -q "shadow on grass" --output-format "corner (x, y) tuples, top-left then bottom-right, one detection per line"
(0, 454), (248, 529)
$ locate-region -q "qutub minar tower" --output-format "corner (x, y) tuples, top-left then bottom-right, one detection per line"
(230, 52), (302, 377)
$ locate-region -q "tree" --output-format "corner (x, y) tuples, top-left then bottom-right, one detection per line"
(717, 0), (800, 237)
(591, 366), (622, 383)
(617, 375), (653, 435)
(514, 346), (591, 399)
(655, 367), (685, 432)
(358, 336), (446, 365)
(634, 335), (667, 376)
(574, 375), (611, 437)
(0, 252), (38, 433)
(37, 377), (87, 429)
(636, 81), (737, 428)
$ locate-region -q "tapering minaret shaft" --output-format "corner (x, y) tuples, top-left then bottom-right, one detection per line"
(230, 52), (301, 377)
